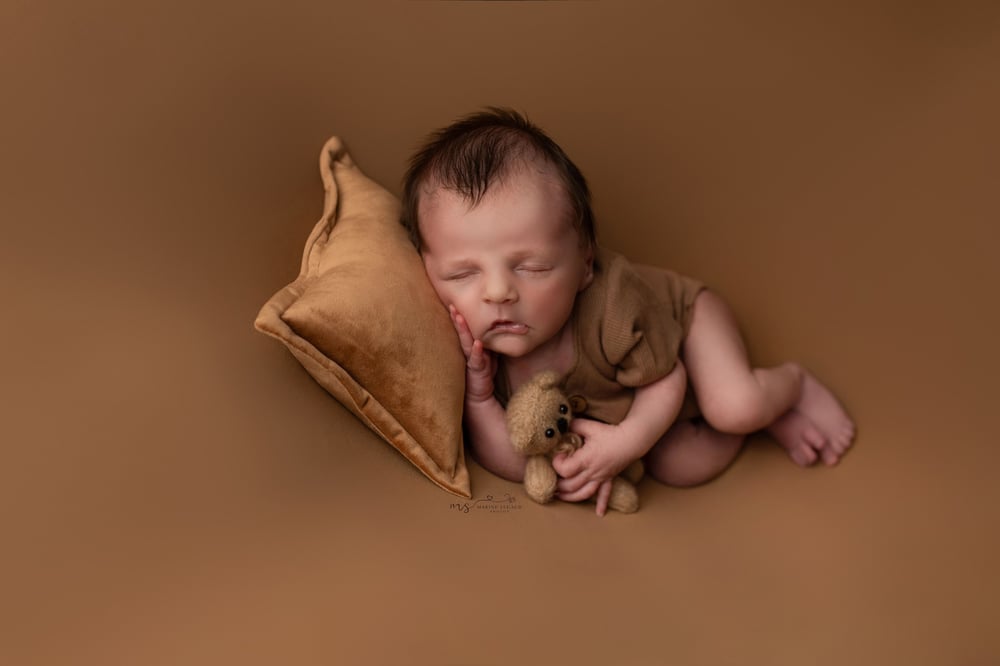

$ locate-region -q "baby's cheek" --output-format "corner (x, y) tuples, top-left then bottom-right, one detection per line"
(431, 284), (467, 317)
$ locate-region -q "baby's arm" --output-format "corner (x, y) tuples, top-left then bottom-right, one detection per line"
(553, 359), (688, 513)
(448, 306), (526, 482)
(464, 394), (526, 482)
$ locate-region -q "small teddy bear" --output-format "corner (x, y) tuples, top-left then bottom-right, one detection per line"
(505, 370), (644, 513)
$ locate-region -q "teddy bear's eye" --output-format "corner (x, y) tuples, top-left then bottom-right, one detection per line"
(559, 404), (568, 414)
(544, 428), (555, 438)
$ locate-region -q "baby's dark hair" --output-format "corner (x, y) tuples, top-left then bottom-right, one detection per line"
(401, 107), (596, 252)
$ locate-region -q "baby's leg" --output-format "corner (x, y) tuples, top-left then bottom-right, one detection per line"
(682, 290), (855, 466)
(644, 419), (745, 487)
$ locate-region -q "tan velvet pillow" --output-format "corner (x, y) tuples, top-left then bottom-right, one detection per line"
(254, 137), (470, 498)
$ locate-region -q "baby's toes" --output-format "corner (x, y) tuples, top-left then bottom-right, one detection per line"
(802, 425), (827, 452)
(792, 443), (818, 467)
(843, 422), (856, 441)
(820, 444), (840, 466)
(832, 428), (855, 454)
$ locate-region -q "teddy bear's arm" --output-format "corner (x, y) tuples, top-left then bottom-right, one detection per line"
(523, 455), (558, 504)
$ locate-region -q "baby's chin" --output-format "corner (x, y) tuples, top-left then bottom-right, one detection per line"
(482, 336), (536, 359)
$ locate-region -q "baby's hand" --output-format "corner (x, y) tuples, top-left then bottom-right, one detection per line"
(449, 305), (496, 404)
(552, 419), (635, 516)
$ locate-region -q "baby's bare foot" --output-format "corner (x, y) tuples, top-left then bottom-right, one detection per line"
(766, 409), (826, 467)
(795, 368), (856, 463)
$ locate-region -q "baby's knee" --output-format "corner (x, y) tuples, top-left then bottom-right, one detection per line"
(699, 387), (769, 434)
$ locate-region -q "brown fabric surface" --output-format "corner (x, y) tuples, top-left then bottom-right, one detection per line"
(4, 2), (999, 665)
(254, 137), (470, 497)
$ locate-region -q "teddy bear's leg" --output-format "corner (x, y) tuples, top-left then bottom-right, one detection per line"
(606, 478), (639, 514)
(622, 459), (644, 486)
(523, 455), (558, 504)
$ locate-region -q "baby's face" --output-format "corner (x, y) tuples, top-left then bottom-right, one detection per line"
(419, 167), (593, 359)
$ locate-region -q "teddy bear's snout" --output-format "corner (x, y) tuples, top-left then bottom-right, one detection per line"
(557, 417), (568, 434)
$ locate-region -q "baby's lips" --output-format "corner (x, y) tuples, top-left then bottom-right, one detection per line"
(487, 320), (529, 334)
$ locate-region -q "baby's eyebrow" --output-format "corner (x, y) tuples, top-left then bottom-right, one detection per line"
(443, 258), (478, 270)
(509, 250), (542, 262)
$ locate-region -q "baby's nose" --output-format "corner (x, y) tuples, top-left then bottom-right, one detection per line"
(557, 417), (568, 434)
(484, 273), (517, 303)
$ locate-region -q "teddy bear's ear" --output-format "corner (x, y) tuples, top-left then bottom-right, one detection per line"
(536, 370), (562, 390)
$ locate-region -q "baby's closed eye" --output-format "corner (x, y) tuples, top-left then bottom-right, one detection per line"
(516, 264), (552, 274)
(443, 270), (477, 281)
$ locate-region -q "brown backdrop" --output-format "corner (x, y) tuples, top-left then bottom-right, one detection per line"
(2, 1), (998, 664)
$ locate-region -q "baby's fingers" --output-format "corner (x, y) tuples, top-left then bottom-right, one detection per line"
(556, 465), (596, 495)
(463, 338), (496, 403)
(568, 417), (602, 439)
(552, 448), (589, 480)
(594, 480), (613, 517)
(467, 339), (490, 373)
(557, 479), (600, 503)
(448, 305), (476, 356)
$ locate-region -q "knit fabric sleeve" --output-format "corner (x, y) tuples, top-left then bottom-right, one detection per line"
(599, 254), (685, 388)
